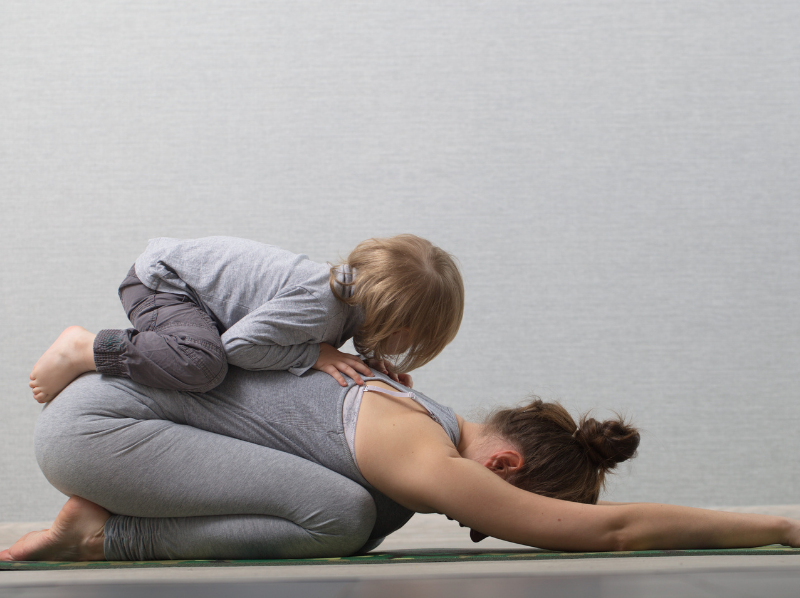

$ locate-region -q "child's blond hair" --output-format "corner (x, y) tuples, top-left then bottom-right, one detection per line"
(330, 234), (464, 373)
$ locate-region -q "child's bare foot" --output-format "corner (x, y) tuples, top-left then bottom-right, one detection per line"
(29, 326), (97, 403)
(0, 496), (108, 561)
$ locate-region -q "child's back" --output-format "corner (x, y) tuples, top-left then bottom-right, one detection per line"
(135, 236), (362, 374)
(29, 234), (464, 402)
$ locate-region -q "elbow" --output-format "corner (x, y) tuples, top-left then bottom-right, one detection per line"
(606, 529), (635, 552)
(604, 522), (653, 552)
(600, 517), (641, 552)
(222, 344), (267, 370)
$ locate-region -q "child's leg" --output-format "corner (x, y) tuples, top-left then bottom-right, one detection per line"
(29, 267), (228, 402)
(93, 266), (227, 392)
(29, 326), (97, 403)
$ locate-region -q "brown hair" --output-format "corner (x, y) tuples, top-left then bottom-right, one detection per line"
(330, 234), (464, 373)
(485, 398), (640, 504)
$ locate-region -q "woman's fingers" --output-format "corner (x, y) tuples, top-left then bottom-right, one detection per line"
(470, 529), (488, 543)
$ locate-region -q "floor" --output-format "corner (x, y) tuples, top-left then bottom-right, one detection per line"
(2, 505), (800, 597)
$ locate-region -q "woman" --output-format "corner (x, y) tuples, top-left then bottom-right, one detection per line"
(3, 367), (798, 561)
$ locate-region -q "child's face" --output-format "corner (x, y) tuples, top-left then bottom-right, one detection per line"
(384, 328), (412, 356)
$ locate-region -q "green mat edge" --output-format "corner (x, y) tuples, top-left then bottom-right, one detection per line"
(3, 546), (800, 571)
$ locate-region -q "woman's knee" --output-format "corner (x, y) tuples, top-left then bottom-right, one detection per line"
(307, 485), (377, 557)
(34, 395), (104, 493)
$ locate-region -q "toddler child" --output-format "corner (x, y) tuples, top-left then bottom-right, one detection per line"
(29, 235), (464, 402)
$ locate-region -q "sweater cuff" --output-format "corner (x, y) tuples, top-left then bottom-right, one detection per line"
(288, 343), (321, 377)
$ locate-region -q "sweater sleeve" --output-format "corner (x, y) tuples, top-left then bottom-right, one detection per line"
(220, 287), (329, 375)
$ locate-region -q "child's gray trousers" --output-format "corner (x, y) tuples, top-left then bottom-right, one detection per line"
(92, 266), (228, 392)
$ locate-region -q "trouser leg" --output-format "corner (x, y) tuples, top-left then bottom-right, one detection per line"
(97, 426), (375, 560)
(35, 376), (376, 560)
(93, 266), (227, 392)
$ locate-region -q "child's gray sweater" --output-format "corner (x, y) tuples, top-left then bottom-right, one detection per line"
(134, 236), (362, 375)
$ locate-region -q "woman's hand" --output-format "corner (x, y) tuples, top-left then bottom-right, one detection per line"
(365, 358), (413, 388)
(312, 343), (373, 386)
(446, 516), (488, 543)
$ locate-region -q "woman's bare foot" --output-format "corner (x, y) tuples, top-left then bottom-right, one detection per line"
(29, 326), (97, 403)
(0, 496), (109, 561)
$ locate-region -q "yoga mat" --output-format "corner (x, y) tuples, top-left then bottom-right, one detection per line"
(2, 546), (800, 571)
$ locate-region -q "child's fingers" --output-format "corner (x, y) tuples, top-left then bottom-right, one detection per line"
(322, 365), (348, 387)
(351, 359), (373, 377)
(337, 363), (364, 386)
(335, 352), (372, 377)
(366, 358), (389, 375)
(398, 374), (413, 388)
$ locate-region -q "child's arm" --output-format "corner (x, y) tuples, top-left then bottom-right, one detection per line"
(220, 287), (372, 385)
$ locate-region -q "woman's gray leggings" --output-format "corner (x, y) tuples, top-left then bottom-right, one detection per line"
(34, 374), (377, 561)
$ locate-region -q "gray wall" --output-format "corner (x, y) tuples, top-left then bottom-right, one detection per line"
(2, 1), (799, 521)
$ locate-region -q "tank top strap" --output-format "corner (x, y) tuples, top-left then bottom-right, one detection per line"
(362, 384), (414, 399)
(362, 384), (442, 425)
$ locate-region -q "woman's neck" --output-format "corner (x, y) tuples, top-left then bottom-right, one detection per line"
(457, 420), (487, 458)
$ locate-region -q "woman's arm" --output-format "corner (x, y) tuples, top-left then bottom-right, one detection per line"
(406, 452), (797, 551)
(355, 383), (799, 552)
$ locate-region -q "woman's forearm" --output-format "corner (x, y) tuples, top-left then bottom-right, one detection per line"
(612, 503), (794, 551)
(511, 500), (796, 552)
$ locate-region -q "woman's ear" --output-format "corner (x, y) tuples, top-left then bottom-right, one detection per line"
(484, 450), (523, 480)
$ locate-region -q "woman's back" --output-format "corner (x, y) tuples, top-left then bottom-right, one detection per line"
(38, 368), (461, 542)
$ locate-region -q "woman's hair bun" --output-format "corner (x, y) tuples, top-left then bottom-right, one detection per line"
(577, 416), (640, 471)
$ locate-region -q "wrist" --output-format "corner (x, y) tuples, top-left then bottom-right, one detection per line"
(301, 346), (323, 375)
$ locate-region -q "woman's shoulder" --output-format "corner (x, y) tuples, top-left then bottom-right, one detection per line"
(356, 380), (462, 462)
(355, 381), (464, 512)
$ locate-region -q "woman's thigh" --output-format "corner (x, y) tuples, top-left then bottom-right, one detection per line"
(35, 373), (376, 558)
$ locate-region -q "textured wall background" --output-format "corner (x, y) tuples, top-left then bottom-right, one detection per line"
(1, 1), (799, 521)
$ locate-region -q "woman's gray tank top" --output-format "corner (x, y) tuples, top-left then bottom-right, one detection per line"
(195, 368), (460, 542)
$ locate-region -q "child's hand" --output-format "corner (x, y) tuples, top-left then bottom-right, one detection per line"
(313, 343), (373, 387)
(365, 358), (413, 389)
(396, 373), (413, 388)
